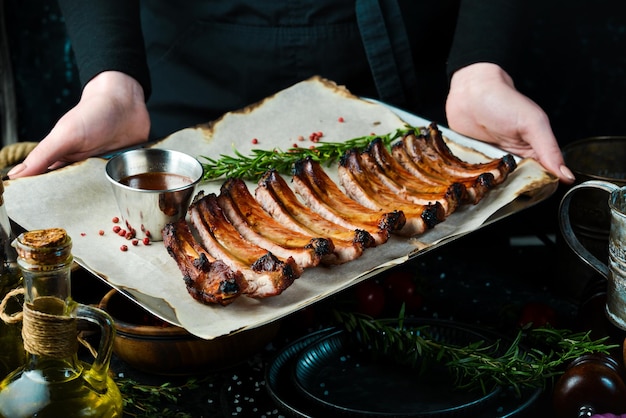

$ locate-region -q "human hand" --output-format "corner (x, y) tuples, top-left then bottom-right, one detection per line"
(445, 63), (575, 184)
(8, 71), (150, 179)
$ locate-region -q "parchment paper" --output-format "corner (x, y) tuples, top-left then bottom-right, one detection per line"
(4, 77), (557, 339)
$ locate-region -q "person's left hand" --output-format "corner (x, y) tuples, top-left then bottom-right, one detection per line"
(445, 62), (575, 184)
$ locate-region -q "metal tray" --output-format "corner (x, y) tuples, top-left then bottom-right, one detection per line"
(4, 79), (558, 339)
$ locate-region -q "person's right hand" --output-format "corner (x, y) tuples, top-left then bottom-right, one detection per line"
(8, 71), (150, 179)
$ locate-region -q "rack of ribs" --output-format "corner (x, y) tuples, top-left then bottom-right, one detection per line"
(163, 122), (518, 306)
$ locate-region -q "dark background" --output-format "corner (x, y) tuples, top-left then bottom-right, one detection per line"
(3, 0), (626, 146)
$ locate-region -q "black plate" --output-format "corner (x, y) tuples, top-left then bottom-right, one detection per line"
(265, 320), (542, 418)
(265, 328), (337, 418)
(292, 320), (500, 417)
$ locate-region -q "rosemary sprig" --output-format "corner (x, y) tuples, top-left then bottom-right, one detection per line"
(333, 309), (618, 397)
(117, 377), (206, 418)
(199, 125), (419, 181)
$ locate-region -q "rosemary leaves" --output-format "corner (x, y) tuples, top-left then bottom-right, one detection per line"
(332, 310), (618, 396)
(199, 125), (418, 181)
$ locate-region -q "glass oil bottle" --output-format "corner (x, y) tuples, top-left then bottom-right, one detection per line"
(0, 228), (123, 417)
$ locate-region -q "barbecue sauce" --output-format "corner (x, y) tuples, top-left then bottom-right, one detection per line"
(119, 172), (193, 190)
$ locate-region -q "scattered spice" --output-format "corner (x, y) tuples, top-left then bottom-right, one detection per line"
(113, 225), (121, 233)
(80, 232), (86, 237)
(98, 230), (105, 236)
(309, 131), (323, 142)
(132, 239), (139, 246)
(120, 245), (128, 252)
(338, 116), (345, 123)
(251, 138), (258, 145)
(142, 237), (150, 246)
(112, 216), (120, 223)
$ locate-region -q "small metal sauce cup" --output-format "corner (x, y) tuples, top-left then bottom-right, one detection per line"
(105, 148), (203, 241)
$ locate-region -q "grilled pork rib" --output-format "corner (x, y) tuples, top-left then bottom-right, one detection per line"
(217, 178), (334, 268)
(391, 138), (494, 205)
(255, 169), (375, 264)
(394, 124), (517, 203)
(162, 219), (246, 306)
(338, 149), (446, 236)
(359, 138), (465, 215)
(189, 192), (301, 298)
(338, 148), (460, 217)
(292, 157), (406, 246)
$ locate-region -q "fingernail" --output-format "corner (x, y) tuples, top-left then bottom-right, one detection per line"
(7, 163), (25, 178)
(560, 165), (575, 181)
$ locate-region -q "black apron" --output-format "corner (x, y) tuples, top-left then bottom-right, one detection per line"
(140, 0), (458, 140)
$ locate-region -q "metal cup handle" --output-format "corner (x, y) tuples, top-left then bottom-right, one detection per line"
(559, 180), (619, 280)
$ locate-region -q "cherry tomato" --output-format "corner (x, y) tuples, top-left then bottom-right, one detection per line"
(354, 280), (386, 318)
(518, 301), (557, 328)
(383, 270), (423, 314)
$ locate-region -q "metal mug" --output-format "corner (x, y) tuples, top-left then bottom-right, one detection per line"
(557, 137), (626, 301)
(560, 180), (626, 330)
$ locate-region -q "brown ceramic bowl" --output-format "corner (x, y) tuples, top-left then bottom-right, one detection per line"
(99, 289), (280, 375)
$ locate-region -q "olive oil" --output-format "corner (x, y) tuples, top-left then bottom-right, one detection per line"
(0, 228), (123, 417)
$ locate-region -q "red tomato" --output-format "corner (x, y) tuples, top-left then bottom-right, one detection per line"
(383, 270), (423, 314)
(518, 302), (557, 328)
(354, 280), (386, 318)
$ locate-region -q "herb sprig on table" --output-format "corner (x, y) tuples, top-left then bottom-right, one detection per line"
(117, 377), (204, 418)
(333, 309), (619, 396)
(200, 125), (418, 181)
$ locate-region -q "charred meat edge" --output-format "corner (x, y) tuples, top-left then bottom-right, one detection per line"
(359, 138), (464, 215)
(391, 139), (492, 205)
(403, 124), (517, 184)
(255, 169), (374, 264)
(217, 177), (334, 268)
(338, 149), (445, 236)
(189, 191), (300, 298)
(292, 156), (406, 246)
(162, 219), (246, 306)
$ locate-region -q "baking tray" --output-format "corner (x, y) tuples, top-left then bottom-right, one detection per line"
(4, 77), (557, 339)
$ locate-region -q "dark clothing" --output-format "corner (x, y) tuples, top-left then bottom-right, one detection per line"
(58, 0), (522, 141)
